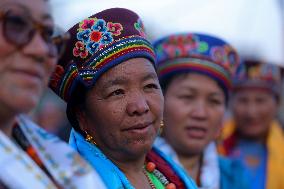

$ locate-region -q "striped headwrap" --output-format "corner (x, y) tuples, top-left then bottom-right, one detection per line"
(49, 8), (155, 102)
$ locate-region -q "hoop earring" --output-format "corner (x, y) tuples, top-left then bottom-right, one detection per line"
(84, 130), (97, 145)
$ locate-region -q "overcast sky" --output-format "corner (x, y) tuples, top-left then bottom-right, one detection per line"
(50, 0), (284, 65)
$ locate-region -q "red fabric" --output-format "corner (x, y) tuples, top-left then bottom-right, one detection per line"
(222, 131), (237, 155)
(146, 149), (186, 189)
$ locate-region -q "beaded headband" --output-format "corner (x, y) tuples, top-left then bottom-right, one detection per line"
(49, 8), (155, 102)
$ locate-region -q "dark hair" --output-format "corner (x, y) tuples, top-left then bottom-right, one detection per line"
(66, 83), (88, 132)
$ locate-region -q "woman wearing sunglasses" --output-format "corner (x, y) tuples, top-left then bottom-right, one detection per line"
(0, 0), (106, 188)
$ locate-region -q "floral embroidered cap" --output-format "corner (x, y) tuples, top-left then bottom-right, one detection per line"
(154, 33), (240, 94)
(49, 8), (155, 102)
(233, 58), (284, 96)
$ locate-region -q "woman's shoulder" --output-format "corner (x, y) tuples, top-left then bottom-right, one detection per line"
(15, 115), (107, 189)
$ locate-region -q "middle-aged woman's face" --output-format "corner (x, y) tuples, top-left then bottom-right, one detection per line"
(0, 0), (56, 115)
(78, 58), (164, 161)
(231, 88), (278, 140)
(163, 73), (226, 156)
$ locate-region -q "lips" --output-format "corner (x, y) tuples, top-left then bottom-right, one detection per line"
(122, 121), (153, 131)
(185, 126), (207, 139)
(11, 67), (44, 82)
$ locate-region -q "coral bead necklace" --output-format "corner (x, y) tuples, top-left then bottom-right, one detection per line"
(144, 161), (177, 189)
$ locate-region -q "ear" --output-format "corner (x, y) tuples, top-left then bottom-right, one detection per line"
(75, 107), (88, 132)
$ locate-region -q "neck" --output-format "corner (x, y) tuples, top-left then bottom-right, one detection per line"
(110, 154), (152, 189)
(114, 156), (151, 189)
(236, 129), (268, 145)
(178, 153), (202, 182)
(0, 110), (16, 138)
(0, 102), (20, 137)
(111, 154), (146, 174)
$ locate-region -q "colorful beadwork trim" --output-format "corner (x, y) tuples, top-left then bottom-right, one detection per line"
(158, 57), (232, 89)
(57, 35), (155, 101)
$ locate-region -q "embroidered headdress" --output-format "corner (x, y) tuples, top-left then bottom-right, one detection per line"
(153, 33), (240, 95)
(233, 58), (284, 96)
(49, 8), (155, 102)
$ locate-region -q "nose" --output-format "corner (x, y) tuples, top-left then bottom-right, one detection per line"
(246, 102), (258, 118)
(126, 91), (150, 116)
(23, 32), (50, 59)
(190, 100), (207, 120)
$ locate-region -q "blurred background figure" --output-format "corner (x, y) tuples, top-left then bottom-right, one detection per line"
(32, 89), (71, 141)
(153, 32), (250, 189)
(218, 59), (284, 189)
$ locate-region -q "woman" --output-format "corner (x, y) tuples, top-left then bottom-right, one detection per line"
(153, 33), (249, 189)
(218, 59), (284, 189)
(0, 0), (106, 188)
(49, 8), (197, 189)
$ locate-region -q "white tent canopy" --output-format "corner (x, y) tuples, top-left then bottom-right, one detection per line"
(51, 0), (284, 65)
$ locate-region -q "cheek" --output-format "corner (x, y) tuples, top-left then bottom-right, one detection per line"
(164, 97), (187, 121)
(0, 30), (15, 58)
(149, 92), (164, 117)
(260, 103), (277, 121)
(209, 106), (225, 128)
(43, 58), (57, 82)
(232, 104), (247, 119)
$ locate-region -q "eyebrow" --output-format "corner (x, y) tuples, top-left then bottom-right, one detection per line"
(181, 86), (224, 96)
(142, 72), (158, 82)
(41, 13), (53, 23)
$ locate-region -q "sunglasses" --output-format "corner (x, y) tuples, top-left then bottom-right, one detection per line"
(0, 4), (69, 58)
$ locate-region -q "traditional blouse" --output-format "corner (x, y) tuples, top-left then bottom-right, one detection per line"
(69, 129), (198, 189)
(219, 119), (284, 189)
(0, 115), (106, 189)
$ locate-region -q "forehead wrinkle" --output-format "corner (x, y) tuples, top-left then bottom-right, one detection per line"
(142, 72), (158, 82)
(101, 76), (128, 89)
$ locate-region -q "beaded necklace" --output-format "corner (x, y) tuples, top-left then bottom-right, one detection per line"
(142, 168), (157, 189)
(144, 162), (176, 189)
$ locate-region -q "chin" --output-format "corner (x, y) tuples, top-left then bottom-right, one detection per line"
(184, 141), (208, 155)
(127, 139), (153, 158)
(13, 95), (40, 114)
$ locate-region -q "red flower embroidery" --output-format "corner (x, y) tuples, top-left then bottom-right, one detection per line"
(73, 41), (88, 58)
(107, 22), (123, 36)
(81, 19), (95, 30)
(90, 31), (102, 42)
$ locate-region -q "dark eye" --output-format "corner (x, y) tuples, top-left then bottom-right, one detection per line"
(145, 83), (158, 89)
(41, 27), (54, 42)
(209, 98), (223, 106)
(6, 14), (28, 30)
(144, 83), (160, 93)
(179, 95), (194, 100)
(108, 89), (124, 97)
